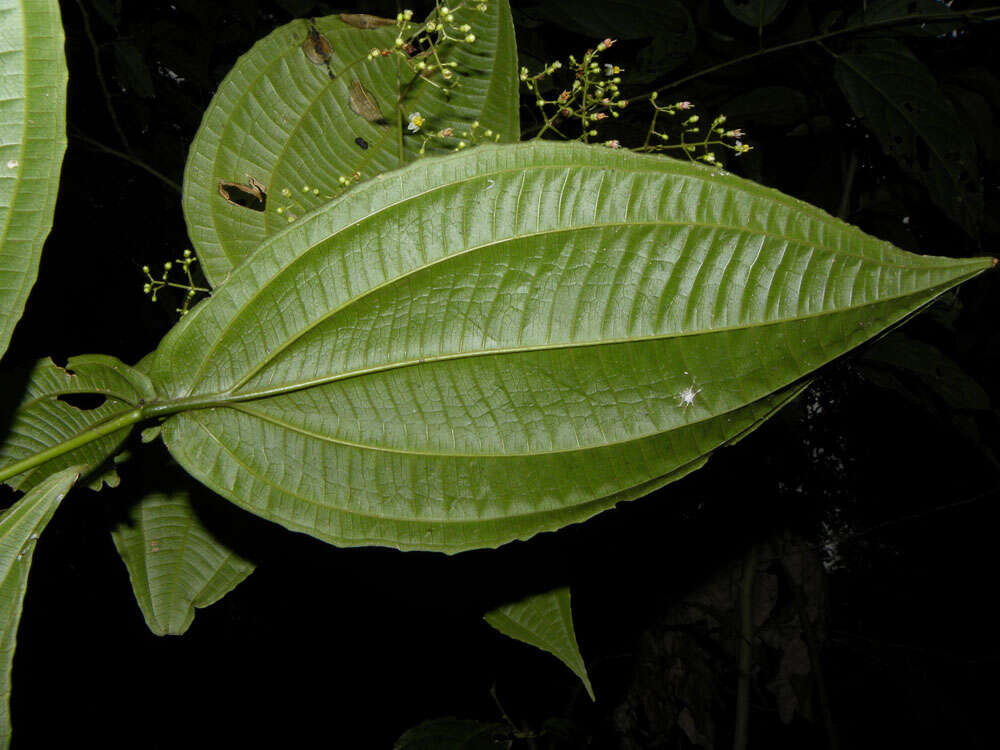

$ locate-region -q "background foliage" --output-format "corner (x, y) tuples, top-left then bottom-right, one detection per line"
(1, 0), (997, 747)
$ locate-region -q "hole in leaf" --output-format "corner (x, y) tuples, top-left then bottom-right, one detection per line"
(348, 79), (385, 123)
(51, 355), (72, 374)
(57, 393), (107, 410)
(218, 178), (266, 211)
(355, 137), (369, 149)
(340, 13), (396, 29)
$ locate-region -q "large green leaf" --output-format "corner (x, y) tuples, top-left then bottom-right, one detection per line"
(183, 2), (519, 286)
(145, 141), (992, 554)
(485, 586), (594, 700)
(834, 41), (982, 236)
(0, 466), (79, 748)
(110, 484), (255, 636)
(0, 355), (155, 492)
(0, 0), (68, 359)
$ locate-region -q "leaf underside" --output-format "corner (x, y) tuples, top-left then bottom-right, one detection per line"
(0, 0), (68, 359)
(149, 141), (992, 554)
(485, 586), (594, 700)
(0, 466), (79, 749)
(0, 355), (154, 492)
(183, 2), (519, 286)
(110, 486), (255, 636)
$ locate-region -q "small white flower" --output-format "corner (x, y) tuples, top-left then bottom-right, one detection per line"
(407, 112), (424, 132)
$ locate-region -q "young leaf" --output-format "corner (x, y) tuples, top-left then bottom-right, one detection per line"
(182, 2), (519, 286)
(110, 484), (255, 636)
(0, 466), (79, 749)
(834, 41), (982, 236)
(146, 142), (993, 554)
(485, 587), (594, 700)
(0, 0), (68, 359)
(0, 355), (154, 491)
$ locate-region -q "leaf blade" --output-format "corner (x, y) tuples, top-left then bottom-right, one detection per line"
(149, 142), (993, 553)
(0, 466), (79, 748)
(834, 42), (982, 235)
(485, 586), (594, 700)
(183, 2), (519, 286)
(0, 355), (154, 491)
(0, 0), (68, 359)
(110, 485), (255, 636)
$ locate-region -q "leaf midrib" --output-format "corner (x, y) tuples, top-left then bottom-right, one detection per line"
(221, 215), (971, 394)
(180, 155), (947, 397)
(152, 268), (982, 421)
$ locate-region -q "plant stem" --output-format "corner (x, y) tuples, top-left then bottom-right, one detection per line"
(837, 152), (858, 220)
(634, 8), (1000, 104)
(781, 557), (840, 750)
(733, 542), (758, 750)
(74, 0), (132, 152)
(71, 130), (181, 193)
(0, 408), (144, 485)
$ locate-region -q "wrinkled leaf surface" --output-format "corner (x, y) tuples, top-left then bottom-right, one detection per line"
(183, 2), (519, 285)
(110, 484), (255, 636)
(0, 466), (78, 748)
(148, 142), (992, 553)
(485, 586), (594, 699)
(0, 0), (67, 359)
(0, 355), (154, 491)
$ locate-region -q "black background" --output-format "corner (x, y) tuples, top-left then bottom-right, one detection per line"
(3, 1), (999, 747)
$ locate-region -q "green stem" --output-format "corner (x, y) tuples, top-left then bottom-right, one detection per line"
(0, 408), (144, 485)
(71, 131), (181, 193)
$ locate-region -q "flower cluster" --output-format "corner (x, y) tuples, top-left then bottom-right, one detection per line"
(141, 249), (210, 315)
(413, 119), (503, 154)
(636, 93), (753, 164)
(521, 38), (629, 143)
(366, 1), (487, 94)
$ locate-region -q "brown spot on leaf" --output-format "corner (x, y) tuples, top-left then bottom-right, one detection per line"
(347, 79), (384, 123)
(218, 177), (266, 211)
(302, 25), (333, 65)
(340, 13), (396, 29)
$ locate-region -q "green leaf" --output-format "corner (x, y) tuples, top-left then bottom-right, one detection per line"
(861, 332), (991, 412)
(485, 586), (594, 700)
(394, 718), (509, 750)
(723, 0), (789, 29)
(0, 466), (79, 749)
(0, 355), (154, 491)
(0, 0), (68, 359)
(146, 141), (993, 554)
(834, 41), (983, 236)
(183, 2), (519, 287)
(110, 483), (255, 636)
(847, 0), (961, 37)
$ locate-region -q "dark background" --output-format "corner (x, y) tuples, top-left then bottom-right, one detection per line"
(2, 1), (999, 747)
